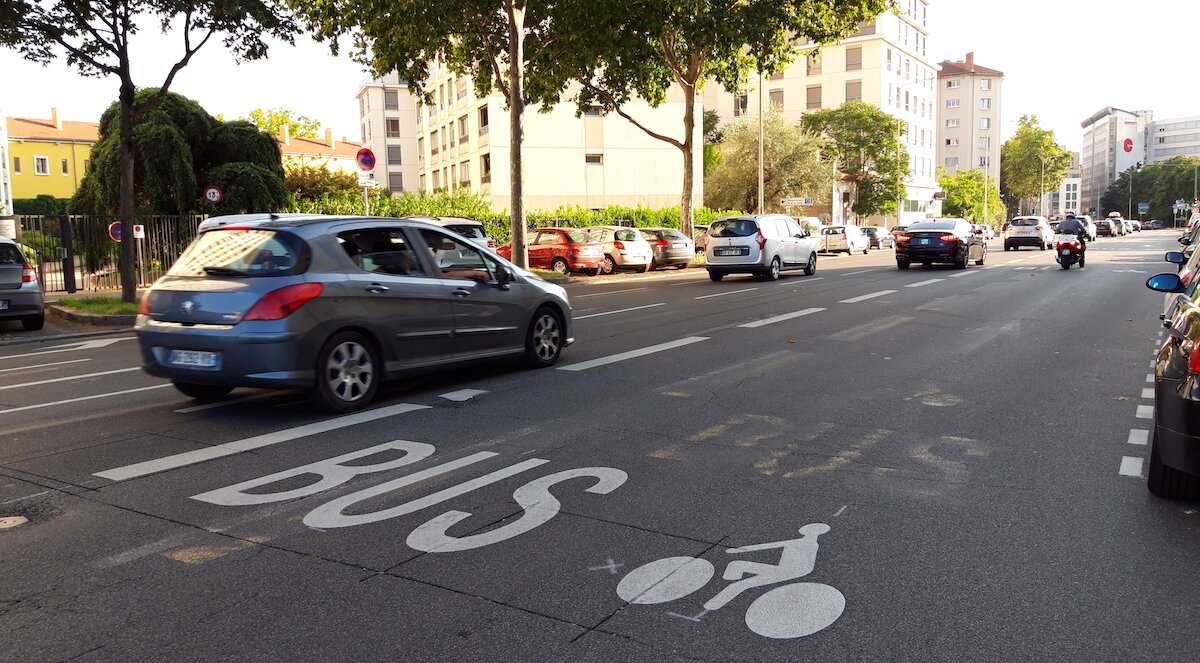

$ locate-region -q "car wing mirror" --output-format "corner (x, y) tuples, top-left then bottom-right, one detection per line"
(1147, 273), (1186, 293)
(495, 264), (514, 290)
(1179, 236), (1191, 245)
(1165, 251), (1187, 265)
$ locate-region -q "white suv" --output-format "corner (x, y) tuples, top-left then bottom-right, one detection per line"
(1003, 216), (1054, 251)
(820, 225), (870, 254)
(705, 214), (818, 281)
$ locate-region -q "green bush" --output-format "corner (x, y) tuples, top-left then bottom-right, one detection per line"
(19, 229), (61, 260)
(12, 195), (71, 216)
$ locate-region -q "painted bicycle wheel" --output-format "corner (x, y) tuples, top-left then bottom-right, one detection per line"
(744, 582), (845, 639)
(616, 556), (715, 605)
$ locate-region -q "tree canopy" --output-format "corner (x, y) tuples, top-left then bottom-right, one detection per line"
(1100, 156), (1200, 222)
(937, 168), (1004, 226)
(800, 100), (908, 221)
(243, 108), (324, 139)
(999, 115), (1072, 212)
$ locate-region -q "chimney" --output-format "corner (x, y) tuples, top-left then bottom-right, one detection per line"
(325, 129), (336, 149)
(51, 108), (62, 131)
(279, 124), (290, 145)
(965, 52), (975, 69)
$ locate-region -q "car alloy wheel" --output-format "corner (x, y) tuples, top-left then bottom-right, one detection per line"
(602, 255), (616, 274)
(311, 332), (379, 412)
(764, 256), (781, 281)
(523, 307), (563, 368)
(804, 253), (817, 276)
(550, 258), (569, 274)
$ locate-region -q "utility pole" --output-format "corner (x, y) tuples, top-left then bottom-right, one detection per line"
(757, 72), (765, 214)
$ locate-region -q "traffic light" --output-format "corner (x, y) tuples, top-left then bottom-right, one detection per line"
(1136, 161), (1143, 173)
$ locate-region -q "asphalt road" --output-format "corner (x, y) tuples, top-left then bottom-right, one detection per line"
(2, 231), (1198, 662)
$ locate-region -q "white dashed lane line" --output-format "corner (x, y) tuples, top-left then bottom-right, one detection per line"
(1146, 373), (1155, 382)
(839, 290), (897, 304)
(1120, 456), (1145, 477)
(694, 288), (758, 300)
(1136, 405), (1154, 419)
(1142, 388), (1155, 399)
(0, 367), (141, 391)
(1128, 429), (1150, 446)
(904, 279), (943, 288)
(843, 270), (873, 276)
(574, 288), (647, 298)
(737, 308), (825, 329)
(575, 303), (666, 319)
(557, 337), (709, 372)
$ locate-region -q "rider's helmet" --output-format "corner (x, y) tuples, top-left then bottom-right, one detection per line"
(1065, 211), (1076, 219)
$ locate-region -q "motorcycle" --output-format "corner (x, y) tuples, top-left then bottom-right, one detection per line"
(1056, 233), (1085, 269)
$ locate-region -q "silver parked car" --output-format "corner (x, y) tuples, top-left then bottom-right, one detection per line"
(137, 214), (573, 412)
(584, 225), (654, 274)
(0, 237), (44, 331)
(640, 227), (694, 270)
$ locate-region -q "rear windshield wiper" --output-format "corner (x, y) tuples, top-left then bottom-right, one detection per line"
(202, 266), (248, 277)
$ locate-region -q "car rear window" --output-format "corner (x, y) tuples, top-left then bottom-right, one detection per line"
(658, 229), (687, 240)
(710, 219), (759, 237)
(907, 222), (955, 231)
(444, 224), (485, 239)
(1011, 219), (1039, 226)
(614, 229), (641, 241)
(169, 229), (307, 277)
(0, 244), (24, 264)
(566, 231), (593, 243)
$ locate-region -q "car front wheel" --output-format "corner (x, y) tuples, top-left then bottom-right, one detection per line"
(523, 307), (564, 368)
(310, 331), (379, 413)
(1147, 428), (1200, 499)
(803, 253), (817, 276)
(708, 271), (724, 282)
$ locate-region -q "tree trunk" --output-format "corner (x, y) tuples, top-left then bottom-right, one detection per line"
(679, 82), (696, 239)
(118, 76), (137, 303)
(505, 0), (527, 269)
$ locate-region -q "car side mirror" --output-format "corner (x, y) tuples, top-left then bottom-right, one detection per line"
(1147, 273), (1186, 293)
(495, 264), (514, 290)
(1179, 236), (1191, 245)
(1165, 251), (1187, 265)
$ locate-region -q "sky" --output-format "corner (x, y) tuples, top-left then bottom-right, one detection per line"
(2, 0), (1197, 153)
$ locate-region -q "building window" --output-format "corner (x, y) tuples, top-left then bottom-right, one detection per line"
(481, 153), (491, 183)
(945, 138), (959, 146)
(945, 157), (959, 167)
(845, 80), (862, 101)
(946, 99), (960, 108)
(769, 89), (784, 108)
(359, 98), (365, 118)
(845, 46), (862, 71)
(83, 159), (90, 171)
(387, 145), (402, 165)
(388, 173), (403, 191)
(12, 157), (19, 174)
(585, 154), (603, 165)
(478, 106), (489, 134)
(34, 156), (49, 176)
(433, 171), (441, 189)
(979, 156), (991, 167)
(980, 117), (991, 130)
(458, 116), (469, 142)
(583, 105), (602, 117)
(61, 158), (69, 175)
(979, 79), (992, 91)
(946, 118), (960, 128)
(384, 90), (399, 110)
(769, 71), (784, 81)
(386, 118), (401, 138)
(886, 48), (893, 71)
(946, 80), (960, 89)
(430, 130), (439, 154)
(979, 98), (991, 110)
(806, 53), (821, 76)
(459, 160), (470, 185)
(734, 94), (748, 117)
(904, 91), (910, 112)
(419, 174), (426, 191)
(806, 85), (821, 110)
(979, 137), (990, 149)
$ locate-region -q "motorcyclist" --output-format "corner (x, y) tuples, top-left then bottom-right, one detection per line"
(1057, 212), (1087, 254)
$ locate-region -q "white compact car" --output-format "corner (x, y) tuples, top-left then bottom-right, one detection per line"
(705, 214), (818, 281)
(820, 225), (870, 254)
(1003, 216), (1054, 251)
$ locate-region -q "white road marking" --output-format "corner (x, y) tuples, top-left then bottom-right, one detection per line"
(0, 384), (172, 415)
(1146, 373), (1155, 383)
(738, 308), (825, 328)
(575, 288), (647, 298)
(792, 277), (824, 284)
(0, 366), (140, 391)
(93, 402), (431, 481)
(0, 358), (91, 374)
(694, 287), (758, 300)
(175, 392), (277, 413)
(1014, 266), (1035, 270)
(1119, 456), (1145, 477)
(1127, 429), (1150, 446)
(948, 271), (978, 277)
(1142, 388), (1155, 399)
(1136, 405), (1154, 419)
(904, 279), (943, 288)
(439, 389), (489, 402)
(575, 303), (666, 320)
(0, 336), (135, 361)
(839, 290), (896, 304)
(843, 269), (873, 276)
(669, 278), (712, 286)
(1040, 266), (1055, 271)
(558, 337), (709, 372)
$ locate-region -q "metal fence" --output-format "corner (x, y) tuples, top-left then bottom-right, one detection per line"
(15, 215), (206, 293)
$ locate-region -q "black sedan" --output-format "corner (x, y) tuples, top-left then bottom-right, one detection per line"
(893, 218), (987, 269)
(1144, 270), (1200, 498)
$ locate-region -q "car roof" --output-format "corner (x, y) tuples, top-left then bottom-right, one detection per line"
(196, 213), (457, 235)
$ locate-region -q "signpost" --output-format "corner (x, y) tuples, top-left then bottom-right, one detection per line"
(203, 185), (223, 205)
(780, 197), (814, 207)
(108, 222), (122, 242)
(356, 148), (376, 215)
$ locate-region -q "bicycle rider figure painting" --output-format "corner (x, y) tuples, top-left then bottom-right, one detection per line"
(615, 523), (845, 639)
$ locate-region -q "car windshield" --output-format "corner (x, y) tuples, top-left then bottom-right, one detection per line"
(566, 231), (593, 243)
(168, 229), (307, 277)
(1011, 219), (1040, 226)
(709, 219), (759, 237)
(444, 224), (485, 239)
(908, 222), (956, 231)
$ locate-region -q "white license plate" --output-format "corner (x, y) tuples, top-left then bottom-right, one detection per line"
(169, 349), (219, 367)
(714, 248), (745, 256)
(672, 242), (687, 248)
(914, 238), (930, 245)
(0, 300), (7, 310)
(1061, 249), (1072, 255)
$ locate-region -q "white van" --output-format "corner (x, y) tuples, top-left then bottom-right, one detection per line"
(705, 214), (818, 281)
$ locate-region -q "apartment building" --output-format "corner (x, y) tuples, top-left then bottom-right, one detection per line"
(1146, 115), (1200, 164)
(1046, 152), (1081, 216)
(406, 64), (702, 211)
(936, 52), (1003, 184)
(704, 0), (937, 226)
(0, 105), (12, 217)
(356, 75), (420, 193)
(6, 110), (98, 199)
(1080, 107), (1152, 216)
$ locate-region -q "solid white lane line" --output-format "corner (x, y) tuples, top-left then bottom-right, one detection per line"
(557, 337), (709, 372)
(694, 288), (758, 300)
(174, 392), (277, 413)
(1146, 373), (1155, 383)
(843, 269), (873, 276)
(1142, 388), (1155, 399)
(1119, 456), (1145, 477)
(0, 367), (140, 391)
(94, 402), (431, 481)
(0, 358), (91, 374)
(1136, 405), (1154, 419)
(575, 303), (666, 320)
(1128, 429), (1150, 446)
(839, 290), (896, 304)
(0, 384), (172, 415)
(575, 288), (647, 298)
(439, 389), (489, 402)
(905, 279), (944, 288)
(737, 308), (825, 329)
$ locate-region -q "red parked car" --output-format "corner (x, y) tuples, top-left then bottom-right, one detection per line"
(497, 227), (605, 276)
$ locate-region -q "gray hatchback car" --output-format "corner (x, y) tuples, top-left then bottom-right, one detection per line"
(0, 237), (45, 331)
(137, 214), (573, 411)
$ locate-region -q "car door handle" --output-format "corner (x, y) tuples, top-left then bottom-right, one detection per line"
(452, 288), (472, 297)
(365, 284), (389, 293)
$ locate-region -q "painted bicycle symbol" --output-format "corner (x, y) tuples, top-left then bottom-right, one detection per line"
(615, 523), (844, 639)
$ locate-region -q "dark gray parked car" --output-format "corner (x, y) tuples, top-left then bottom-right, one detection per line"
(0, 237), (44, 331)
(640, 227), (694, 269)
(137, 214), (573, 411)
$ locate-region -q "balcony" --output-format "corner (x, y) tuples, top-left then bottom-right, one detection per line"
(481, 174), (491, 184)
(459, 135), (468, 144)
(479, 125), (489, 136)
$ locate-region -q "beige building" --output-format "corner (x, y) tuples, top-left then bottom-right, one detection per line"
(936, 53), (1003, 184)
(704, 1), (938, 227)
(278, 127), (364, 176)
(356, 75), (420, 194)
(407, 63), (702, 212)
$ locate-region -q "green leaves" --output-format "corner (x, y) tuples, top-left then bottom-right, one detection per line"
(937, 168), (1003, 225)
(801, 100), (908, 219)
(998, 115), (1072, 206)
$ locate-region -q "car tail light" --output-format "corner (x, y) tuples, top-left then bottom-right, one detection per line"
(939, 234), (957, 242)
(613, 240), (625, 250)
(243, 283), (324, 321)
(755, 232), (767, 250)
(487, 239), (495, 248)
(654, 240), (668, 247)
(893, 233), (910, 243)
(138, 291), (150, 315)
(1188, 343), (1200, 374)
(21, 261), (36, 283)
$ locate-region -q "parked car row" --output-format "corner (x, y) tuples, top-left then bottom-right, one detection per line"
(497, 225), (694, 276)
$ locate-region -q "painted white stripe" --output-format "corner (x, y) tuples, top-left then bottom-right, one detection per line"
(738, 308), (825, 329)
(1119, 456), (1144, 477)
(668, 278), (712, 286)
(0, 358), (91, 374)
(1136, 405), (1154, 419)
(1146, 373), (1155, 383)
(0, 384), (172, 415)
(575, 303), (666, 320)
(174, 392), (276, 413)
(1127, 429), (1150, 446)
(1141, 388), (1155, 399)
(905, 279), (944, 288)
(839, 290), (897, 304)
(0, 366), (140, 391)
(439, 388), (488, 402)
(948, 270), (979, 277)
(1040, 266), (1055, 271)
(694, 287), (758, 300)
(558, 337), (709, 372)
(843, 269), (873, 276)
(575, 288), (647, 298)
(94, 402), (431, 481)
(0, 336), (134, 361)
(791, 277), (824, 285)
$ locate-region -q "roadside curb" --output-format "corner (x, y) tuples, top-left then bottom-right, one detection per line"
(47, 304), (137, 327)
